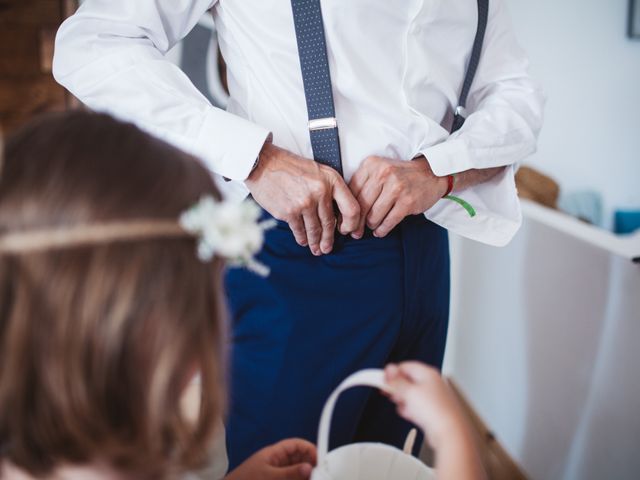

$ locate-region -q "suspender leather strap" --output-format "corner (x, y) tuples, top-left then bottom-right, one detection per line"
(290, 0), (344, 175)
(451, 0), (489, 133)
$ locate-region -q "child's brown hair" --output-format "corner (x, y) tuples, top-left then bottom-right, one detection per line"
(0, 112), (226, 478)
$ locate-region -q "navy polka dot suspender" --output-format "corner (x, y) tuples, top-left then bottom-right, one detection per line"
(451, 0), (489, 133)
(289, 0), (343, 175)
(288, 0), (489, 175)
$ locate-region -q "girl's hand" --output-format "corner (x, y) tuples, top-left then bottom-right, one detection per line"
(384, 362), (468, 450)
(384, 362), (487, 480)
(225, 438), (316, 480)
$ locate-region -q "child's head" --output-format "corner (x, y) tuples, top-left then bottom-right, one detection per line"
(0, 112), (225, 478)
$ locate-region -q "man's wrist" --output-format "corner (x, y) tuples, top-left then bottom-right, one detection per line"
(246, 135), (274, 184)
(416, 155), (450, 198)
(441, 174), (455, 198)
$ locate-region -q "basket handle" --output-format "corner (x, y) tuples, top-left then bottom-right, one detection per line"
(316, 369), (390, 462)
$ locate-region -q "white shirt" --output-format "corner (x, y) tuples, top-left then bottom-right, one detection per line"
(53, 0), (544, 246)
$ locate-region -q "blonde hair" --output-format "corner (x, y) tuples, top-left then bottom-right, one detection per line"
(0, 112), (226, 478)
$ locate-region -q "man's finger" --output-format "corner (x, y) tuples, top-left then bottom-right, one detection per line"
(348, 167), (368, 201)
(302, 210), (323, 256)
(366, 185), (396, 231)
(318, 197), (336, 254)
(373, 203), (406, 238)
(332, 179), (361, 235)
(354, 180), (383, 238)
(288, 216), (308, 247)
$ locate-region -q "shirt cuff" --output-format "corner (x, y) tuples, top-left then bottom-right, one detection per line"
(420, 138), (474, 177)
(193, 107), (271, 181)
(424, 165), (523, 247)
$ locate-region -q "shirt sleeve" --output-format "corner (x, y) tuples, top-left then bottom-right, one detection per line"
(420, 0), (546, 247)
(52, 0), (270, 182)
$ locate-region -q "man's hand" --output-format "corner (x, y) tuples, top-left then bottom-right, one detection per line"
(349, 155), (448, 239)
(246, 143), (360, 255)
(225, 438), (317, 480)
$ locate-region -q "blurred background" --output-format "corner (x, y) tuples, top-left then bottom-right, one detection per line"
(1, 1), (639, 479)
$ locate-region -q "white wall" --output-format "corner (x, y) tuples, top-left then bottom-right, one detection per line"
(506, 0), (640, 229)
(443, 202), (640, 479)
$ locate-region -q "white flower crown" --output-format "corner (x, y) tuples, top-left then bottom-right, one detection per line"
(179, 197), (276, 276)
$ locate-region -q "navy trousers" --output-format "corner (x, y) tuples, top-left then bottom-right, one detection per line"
(224, 212), (450, 469)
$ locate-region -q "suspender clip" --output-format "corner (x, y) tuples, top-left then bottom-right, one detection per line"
(454, 105), (468, 118)
(308, 117), (337, 131)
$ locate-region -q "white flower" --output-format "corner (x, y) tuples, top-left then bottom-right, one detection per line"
(179, 196), (276, 276)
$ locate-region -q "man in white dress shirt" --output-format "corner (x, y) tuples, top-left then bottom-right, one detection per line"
(54, 0), (544, 469)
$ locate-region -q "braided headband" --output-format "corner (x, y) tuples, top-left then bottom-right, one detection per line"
(0, 196), (275, 277)
(0, 221), (185, 254)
